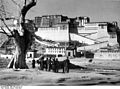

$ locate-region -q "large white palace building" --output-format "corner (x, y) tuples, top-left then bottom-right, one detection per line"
(35, 15), (118, 46)
(34, 15), (119, 58)
(0, 15), (119, 59)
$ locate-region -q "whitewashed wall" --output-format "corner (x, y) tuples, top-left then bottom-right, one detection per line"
(35, 26), (69, 42)
(94, 52), (120, 60)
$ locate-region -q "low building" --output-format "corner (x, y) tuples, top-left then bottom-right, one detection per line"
(26, 50), (41, 62)
(44, 46), (78, 58)
(44, 47), (66, 57)
(94, 47), (120, 60)
(0, 54), (13, 59)
(66, 47), (76, 57)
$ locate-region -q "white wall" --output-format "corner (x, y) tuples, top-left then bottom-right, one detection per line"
(108, 34), (118, 46)
(97, 25), (109, 42)
(44, 48), (65, 56)
(35, 27), (69, 42)
(26, 52), (34, 59)
(78, 23), (110, 43)
(77, 41), (108, 51)
(70, 33), (95, 44)
(0, 54), (13, 59)
(94, 52), (120, 60)
(80, 27), (98, 40)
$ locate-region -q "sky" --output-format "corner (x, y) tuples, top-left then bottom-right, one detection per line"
(5, 0), (120, 27)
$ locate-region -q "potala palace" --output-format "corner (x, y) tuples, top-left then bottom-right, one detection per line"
(0, 15), (120, 60)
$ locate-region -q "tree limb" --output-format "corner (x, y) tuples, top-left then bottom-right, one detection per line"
(0, 27), (12, 37)
(0, 31), (8, 35)
(1, 19), (14, 36)
(21, 0), (36, 23)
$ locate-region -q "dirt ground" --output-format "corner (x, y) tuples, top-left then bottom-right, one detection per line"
(1, 58), (120, 86)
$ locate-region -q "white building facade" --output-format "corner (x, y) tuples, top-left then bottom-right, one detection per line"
(35, 23), (69, 42)
(94, 51), (120, 60)
(44, 47), (66, 57)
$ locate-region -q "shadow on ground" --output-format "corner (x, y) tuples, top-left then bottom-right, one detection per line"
(59, 61), (88, 69)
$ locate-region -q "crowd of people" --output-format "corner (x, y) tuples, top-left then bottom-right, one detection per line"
(32, 56), (70, 73)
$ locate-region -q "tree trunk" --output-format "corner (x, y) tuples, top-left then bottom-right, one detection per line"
(7, 30), (32, 69)
(7, 45), (28, 69)
(7, 0), (36, 69)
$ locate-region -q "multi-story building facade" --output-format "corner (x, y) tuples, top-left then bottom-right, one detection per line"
(35, 17), (42, 28)
(44, 47), (66, 57)
(35, 15), (94, 44)
(35, 22), (70, 42)
(35, 15), (68, 27)
(34, 15), (119, 55)
(77, 22), (117, 43)
(35, 15), (70, 42)
(76, 16), (90, 27)
(94, 47), (120, 60)
(77, 21), (118, 51)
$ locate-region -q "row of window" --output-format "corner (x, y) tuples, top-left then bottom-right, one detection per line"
(47, 50), (65, 53)
(47, 48), (65, 51)
(38, 27), (67, 30)
(95, 54), (120, 57)
(97, 51), (120, 53)
(46, 48), (65, 53)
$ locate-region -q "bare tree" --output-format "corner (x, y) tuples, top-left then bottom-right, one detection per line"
(0, 0), (57, 69)
(0, 0), (37, 69)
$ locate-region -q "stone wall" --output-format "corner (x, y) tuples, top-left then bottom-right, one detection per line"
(94, 51), (120, 60)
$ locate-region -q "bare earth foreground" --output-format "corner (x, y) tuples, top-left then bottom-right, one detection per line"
(1, 58), (120, 86)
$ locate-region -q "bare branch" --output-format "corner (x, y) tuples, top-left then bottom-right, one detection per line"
(25, 0), (26, 6)
(0, 27), (12, 37)
(0, 31), (7, 34)
(21, 0), (36, 22)
(1, 19), (14, 36)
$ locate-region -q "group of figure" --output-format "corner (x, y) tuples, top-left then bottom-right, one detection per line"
(38, 57), (59, 73)
(32, 56), (70, 73)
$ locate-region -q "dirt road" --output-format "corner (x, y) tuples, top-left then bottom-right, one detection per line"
(0, 68), (120, 86)
(1, 57), (120, 86)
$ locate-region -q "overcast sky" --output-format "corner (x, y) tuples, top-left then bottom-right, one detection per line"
(7, 0), (120, 26)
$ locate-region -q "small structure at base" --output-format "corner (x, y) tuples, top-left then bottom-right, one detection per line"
(94, 47), (120, 60)
(66, 47), (76, 58)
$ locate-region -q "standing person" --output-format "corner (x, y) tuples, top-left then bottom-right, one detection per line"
(55, 58), (59, 73)
(62, 60), (65, 73)
(44, 57), (48, 71)
(32, 59), (35, 68)
(37, 59), (40, 65)
(47, 57), (52, 71)
(43, 57), (47, 70)
(40, 57), (44, 70)
(52, 57), (56, 72)
(64, 56), (70, 73)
